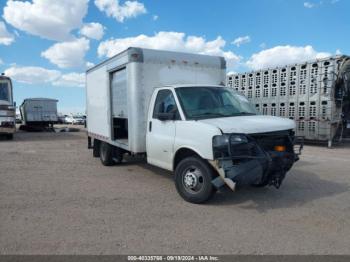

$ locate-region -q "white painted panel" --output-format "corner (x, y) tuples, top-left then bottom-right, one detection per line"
(86, 65), (111, 139)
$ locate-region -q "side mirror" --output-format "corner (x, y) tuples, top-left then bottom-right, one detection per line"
(156, 112), (175, 121)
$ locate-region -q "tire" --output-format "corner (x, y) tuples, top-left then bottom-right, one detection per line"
(6, 134), (13, 140)
(112, 147), (123, 165)
(175, 156), (215, 204)
(93, 139), (100, 157)
(99, 142), (114, 166)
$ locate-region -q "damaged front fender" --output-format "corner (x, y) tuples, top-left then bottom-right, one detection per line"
(209, 158), (267, 191)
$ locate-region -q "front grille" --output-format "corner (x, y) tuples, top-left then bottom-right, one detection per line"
(0, 121), (15, 128)
(250, 130), (292, 152)
(0, 105), (11, 110)
(230, 141), (257, 157)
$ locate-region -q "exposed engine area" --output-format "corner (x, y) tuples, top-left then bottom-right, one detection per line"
(212, 130), (302, 190)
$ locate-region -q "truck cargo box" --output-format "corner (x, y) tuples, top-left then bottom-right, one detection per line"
(20, 98), (58, 126)
(86, 47), (226, 153)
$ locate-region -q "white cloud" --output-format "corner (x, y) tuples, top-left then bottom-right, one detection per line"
(98, 31), (241, 68)
(95, 0), (147, 22)
(0, 21), (15, 45)
(259, 43), (267, 49)
(80, 23), (105, 40)
(3, 0), (89, 41)
(0, 58), (3, 65)
(304, 2), (315, 8)
(4, 66), (61, 84)
(335, 49), (342, 55)
(232, 36), (251, 47)
(153, 15), (159, 21)
(53, 73), (85, 88)
(4, 65), (85, 88)
(86, 61), (95, 69)
(246, 45), (331, 70)
(41, 38), (90, 69)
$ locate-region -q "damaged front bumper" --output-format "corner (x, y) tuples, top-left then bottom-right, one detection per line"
(210, 132), (303, 191)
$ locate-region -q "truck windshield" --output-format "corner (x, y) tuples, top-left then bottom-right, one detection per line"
(175, 86), (256, 120)
(0, 82), (10, 102)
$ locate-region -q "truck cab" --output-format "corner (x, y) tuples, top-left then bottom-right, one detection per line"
(0, 75), (15, 140)
(146, 85), (301, 203)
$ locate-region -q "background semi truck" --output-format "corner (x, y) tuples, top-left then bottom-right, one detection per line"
(227, 55), (350, 147)
(0, 74), (15, 140)
(86, 47), (302, 203)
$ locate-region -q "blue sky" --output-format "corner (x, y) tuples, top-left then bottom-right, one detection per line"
(0, 0), (348, 114)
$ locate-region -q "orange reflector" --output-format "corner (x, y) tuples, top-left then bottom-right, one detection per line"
(274, 145), (286, 152)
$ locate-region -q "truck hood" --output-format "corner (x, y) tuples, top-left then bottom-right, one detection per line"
(199, 115), (295, 134)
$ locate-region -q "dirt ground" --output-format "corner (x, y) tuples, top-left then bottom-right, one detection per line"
(0, 129), (349, 255)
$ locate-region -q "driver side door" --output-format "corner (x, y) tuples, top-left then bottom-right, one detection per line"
(146, 89), (180, 170)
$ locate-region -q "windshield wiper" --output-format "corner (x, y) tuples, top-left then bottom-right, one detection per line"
(192, 112), (228, 119)
(239, 112), (255, 115)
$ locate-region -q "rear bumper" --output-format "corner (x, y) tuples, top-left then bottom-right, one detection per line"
(211, 135), (303, 190)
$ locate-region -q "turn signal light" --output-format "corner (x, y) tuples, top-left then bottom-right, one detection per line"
(274, 145), (286, 152)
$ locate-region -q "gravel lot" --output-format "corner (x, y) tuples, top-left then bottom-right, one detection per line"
(0, 129), (349, 255)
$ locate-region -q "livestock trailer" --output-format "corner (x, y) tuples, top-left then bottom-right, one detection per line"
(227, 55), (350, 146)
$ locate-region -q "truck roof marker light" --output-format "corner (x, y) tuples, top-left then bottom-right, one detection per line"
(274, 145), (286, 152)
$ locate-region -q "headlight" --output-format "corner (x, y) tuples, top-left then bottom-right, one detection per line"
(213, 134), (229, 148)
(213, 134), (249, 158)
(230, 134), (248, 145)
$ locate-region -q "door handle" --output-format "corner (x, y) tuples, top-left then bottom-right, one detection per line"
(149, 121), (152, 132)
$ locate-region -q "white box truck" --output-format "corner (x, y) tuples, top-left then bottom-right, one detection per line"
(86, 47), (302, 203)
(19, 98), (58, 130)
(0, 74), (15, 140)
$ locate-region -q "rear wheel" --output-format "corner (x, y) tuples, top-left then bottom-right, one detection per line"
(99, 142), (114, 166)
(175, 156), (215, 204)
(112, 147), (123, 165)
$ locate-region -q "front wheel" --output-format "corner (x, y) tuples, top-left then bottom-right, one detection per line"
(175, 157), (215, 204)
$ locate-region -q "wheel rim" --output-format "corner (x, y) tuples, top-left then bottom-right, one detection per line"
(182, 166), (204, 194)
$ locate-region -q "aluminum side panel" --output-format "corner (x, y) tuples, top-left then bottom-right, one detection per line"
(21, 99), (58, 123)
(86, 65), (111, 139)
